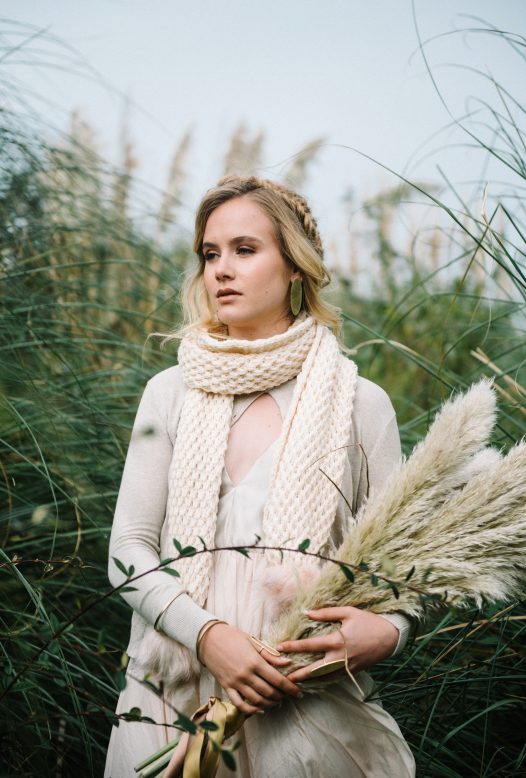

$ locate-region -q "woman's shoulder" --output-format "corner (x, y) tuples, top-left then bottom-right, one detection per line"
(140, 365), (186, 440)
(350, 374), (401, 475)
(353, 374), (396, 425)
(146, 363), (184, 396)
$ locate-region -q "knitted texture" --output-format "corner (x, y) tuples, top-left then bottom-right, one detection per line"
(262, 330), (357, 561)
(178, 313), (317, 394)
(164, 314), (358, 606)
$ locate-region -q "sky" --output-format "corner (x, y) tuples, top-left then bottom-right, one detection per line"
(1, 1), (524, 266)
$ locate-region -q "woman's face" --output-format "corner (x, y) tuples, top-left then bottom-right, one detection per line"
(202, 196), (301, 340)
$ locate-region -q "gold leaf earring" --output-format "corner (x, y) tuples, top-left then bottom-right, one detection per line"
(290, 277), (303, 316)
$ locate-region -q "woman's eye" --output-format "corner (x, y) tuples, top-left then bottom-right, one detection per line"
(237, 246), (254, 255)
(204, 251), (218, 261)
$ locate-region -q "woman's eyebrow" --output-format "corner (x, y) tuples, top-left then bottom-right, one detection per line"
(202, 235), (263, 249)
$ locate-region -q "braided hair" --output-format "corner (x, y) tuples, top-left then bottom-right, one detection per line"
(216, 175), (325, 260)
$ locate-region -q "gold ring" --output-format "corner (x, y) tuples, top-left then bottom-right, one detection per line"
(248, 635), (281, 656)
(308, 658), (346, 678)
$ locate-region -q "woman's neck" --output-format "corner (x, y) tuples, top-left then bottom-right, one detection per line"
(226, 314), (295, 341)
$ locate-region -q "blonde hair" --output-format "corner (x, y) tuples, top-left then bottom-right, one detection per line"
(171, 175), (342, 339)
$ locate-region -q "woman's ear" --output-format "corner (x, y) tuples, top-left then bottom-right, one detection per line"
(290, 268), (303, 283)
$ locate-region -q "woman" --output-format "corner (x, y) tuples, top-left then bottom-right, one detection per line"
(104, 176), (415, 777)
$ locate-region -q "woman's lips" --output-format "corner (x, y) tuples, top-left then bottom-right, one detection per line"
(217, 290), (241, 301)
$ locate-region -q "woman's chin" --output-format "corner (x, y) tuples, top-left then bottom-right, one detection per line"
(215, 310), (260, 336)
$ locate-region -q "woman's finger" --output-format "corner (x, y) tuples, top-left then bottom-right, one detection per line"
(285, 648), (345, 684)
(276, 630), (343, 654)
(238, 681), (281, 709)
(256, 658), (304, 698)
(305, 607), (354, 622)
(261, 650), (291, 667)
(243, 674), (284, 704)
(286, 661), (325, 684)
(227, 688), (264, 716)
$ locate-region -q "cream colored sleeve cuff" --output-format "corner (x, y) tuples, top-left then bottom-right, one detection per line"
(377, 612), (411, 657)
(156, 593), (218, 655)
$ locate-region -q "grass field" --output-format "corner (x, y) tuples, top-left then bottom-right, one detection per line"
(1, 22), (525, 777)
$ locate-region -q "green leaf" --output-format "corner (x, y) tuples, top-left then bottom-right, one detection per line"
(162, 568), (180, 577)
(370, 574), (379, 587)
(115, 671), (127, 691)
(200, 720), (220, 732)
(423, 592), (442, 603)
(404, 565), (415, 582)
(124, 706), (142, 720)
(173, 539), (197, 557)
(235, 547), (250, 558)
(221, 750), (237, 771)
(48, 640), (61, 656)
(120, 586), (138, 593)
(390, 583), (400, 599)
(49, 613), (61, 630)
(112, 556), (128, 577)
(422, 565), (434, 583)
(141, 678), (164, 696)
(128, 564), (135, 577)
(159, 558), (175, 567)
(339, 563), (355, 583)
(175, 713), (197, 735)
(298, 538), (311, 552)
(358, 561), (369, 571)
(198, 536), (208, 550)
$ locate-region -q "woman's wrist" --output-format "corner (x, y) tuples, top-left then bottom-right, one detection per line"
(196, 619), (228, 665)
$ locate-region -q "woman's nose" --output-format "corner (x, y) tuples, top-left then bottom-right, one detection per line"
(214, 251), (234, 280)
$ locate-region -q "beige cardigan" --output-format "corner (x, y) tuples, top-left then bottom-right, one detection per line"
(108, 366), (410, 658)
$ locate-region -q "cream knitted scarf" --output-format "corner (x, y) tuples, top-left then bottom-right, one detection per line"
(167, 314), (357, 602)
(138, 315), (358, 687)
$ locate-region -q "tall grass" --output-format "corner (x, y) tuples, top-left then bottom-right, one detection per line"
(1, 20), (525, 778)
(0, 110), (181, 775)
(333, 25), (526, 777)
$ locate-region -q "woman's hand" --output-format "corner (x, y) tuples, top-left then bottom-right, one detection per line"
(276, 606), (399, 684)
(198, 622), (303, 716)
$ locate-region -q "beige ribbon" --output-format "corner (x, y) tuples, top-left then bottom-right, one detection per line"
(182, 697), (246, 778)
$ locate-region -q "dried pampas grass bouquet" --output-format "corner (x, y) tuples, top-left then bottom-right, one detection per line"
(269, 380), (526, 676)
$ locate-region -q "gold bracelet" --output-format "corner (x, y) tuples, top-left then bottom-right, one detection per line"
(196, 619), (228, 665)
(153, 589), (189, 634)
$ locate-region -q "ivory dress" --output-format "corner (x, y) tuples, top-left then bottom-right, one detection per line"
(104, 370), (416, 778)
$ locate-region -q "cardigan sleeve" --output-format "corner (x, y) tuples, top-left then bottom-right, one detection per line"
(108, 375), (215, 654)
(350, 378), (412, 657)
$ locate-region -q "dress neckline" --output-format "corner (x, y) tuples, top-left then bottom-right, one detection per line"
(223, 437), (279, 489)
